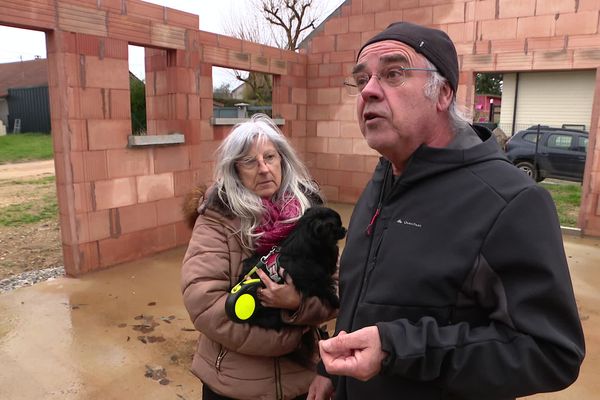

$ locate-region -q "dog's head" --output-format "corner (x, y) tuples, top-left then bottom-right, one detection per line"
(298, 206), (347, 246)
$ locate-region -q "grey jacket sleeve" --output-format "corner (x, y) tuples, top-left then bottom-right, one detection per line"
(376, 185), (585, 399)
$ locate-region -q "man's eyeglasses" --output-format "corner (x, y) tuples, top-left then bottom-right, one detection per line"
(236, 152), (281, 171)
(343, 66), (437, 96)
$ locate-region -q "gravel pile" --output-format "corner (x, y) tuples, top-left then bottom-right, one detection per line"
(0, 266), (65, 293)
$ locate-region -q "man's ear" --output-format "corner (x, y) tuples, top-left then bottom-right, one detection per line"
(436, 82), (453, 112)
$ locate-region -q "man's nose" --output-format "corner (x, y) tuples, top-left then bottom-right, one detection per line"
(360, 75), (384, 100)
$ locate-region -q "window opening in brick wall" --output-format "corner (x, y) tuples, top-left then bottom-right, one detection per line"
(212, 66), (273, 119)
(474, 72), (503, 131)
(128, 45), (147, 135)
(0, 26), (50, 134)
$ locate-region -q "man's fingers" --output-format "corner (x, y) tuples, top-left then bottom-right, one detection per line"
(321, 330), (361, 353)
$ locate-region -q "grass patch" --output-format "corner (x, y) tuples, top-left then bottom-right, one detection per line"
(8, 176), (55, 185)
(539, 181), (581, 227)
(0, 133), (53, 164)
(0, 193), (58, 226)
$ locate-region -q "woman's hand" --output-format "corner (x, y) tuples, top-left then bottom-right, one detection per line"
(256, 268), (302, 310)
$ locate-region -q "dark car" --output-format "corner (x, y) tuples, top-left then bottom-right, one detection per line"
(505, 126), (588, 182)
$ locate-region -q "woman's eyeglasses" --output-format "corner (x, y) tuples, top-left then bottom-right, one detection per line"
(344, 66), (437, 96)
(236, 152), (281, 171)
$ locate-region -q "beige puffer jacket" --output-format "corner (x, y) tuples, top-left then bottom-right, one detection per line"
(181, 188), (336, 400)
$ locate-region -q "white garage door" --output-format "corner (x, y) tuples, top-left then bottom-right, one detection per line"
(500, 70), (595, 135)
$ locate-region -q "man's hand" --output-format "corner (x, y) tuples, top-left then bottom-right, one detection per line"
(256, 268), (301, 310)
(319, 327), (387, 381)
(307, 375), (335, 400)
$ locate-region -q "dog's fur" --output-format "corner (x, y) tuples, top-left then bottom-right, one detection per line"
(239, 206), (346, 330)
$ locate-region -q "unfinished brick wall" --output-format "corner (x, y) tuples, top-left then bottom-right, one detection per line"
(303, 0), (600, 235)
(2, 0), (600, 275)
(0, 0), (307, 275)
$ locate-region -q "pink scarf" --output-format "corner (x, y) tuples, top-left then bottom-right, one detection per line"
(254, 196), (301, 255)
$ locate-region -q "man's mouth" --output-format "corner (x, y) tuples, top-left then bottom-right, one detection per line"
(364, 112), (383, 121)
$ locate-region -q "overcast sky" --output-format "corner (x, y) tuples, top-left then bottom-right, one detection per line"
(0, 0), (344, 87)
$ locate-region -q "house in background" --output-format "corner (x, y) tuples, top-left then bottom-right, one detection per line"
(474, 94), (502, 124)
(0, 58), (50, 133)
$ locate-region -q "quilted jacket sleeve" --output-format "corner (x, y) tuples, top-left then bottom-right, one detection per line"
(181, 214), (304, 357)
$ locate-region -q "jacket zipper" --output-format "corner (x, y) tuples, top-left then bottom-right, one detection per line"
(215, 346), (227, 371)
(274, 357), (283, 400)
(361, 163), (392, 297)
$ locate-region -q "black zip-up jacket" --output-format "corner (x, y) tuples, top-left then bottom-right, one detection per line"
(330, 125), (585, 399)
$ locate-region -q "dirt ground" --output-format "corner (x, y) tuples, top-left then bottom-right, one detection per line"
(0, 160), (62, 280)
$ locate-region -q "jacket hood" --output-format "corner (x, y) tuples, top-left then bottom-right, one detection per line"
(182, 184), (236, 229)
(381, 124), (511, 187)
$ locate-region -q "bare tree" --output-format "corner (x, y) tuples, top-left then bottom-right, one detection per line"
(220, 0), (327, 105)
(258, 0), (323, 51)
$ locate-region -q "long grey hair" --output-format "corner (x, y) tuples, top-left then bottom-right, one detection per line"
(213, 113), (319, 250)
(422, 59), (472, 132)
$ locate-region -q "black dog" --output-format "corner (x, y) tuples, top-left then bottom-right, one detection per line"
(227, 206), (346, 330)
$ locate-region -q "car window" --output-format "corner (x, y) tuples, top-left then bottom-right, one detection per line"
(547, 134), (573, 149)
(522, 133), (539, 143)
(577, 136), (588, 153)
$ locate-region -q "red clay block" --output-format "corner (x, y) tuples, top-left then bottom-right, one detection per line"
(79, 88), (105, 119)
(94, 177), (137, 210)
(83, 56), (130, 89)
(433, 2), (465, 24)
(73, 182), (94, 213)
(516, 15), (555, 38)
(325, 16), (349, 35)
(375, 10), (403, 29)
(154, 145), (191, 173)
(317, 88), (341, 105)
(474, 0), (496, 21)
(403, 7), (434, 26)
(118, 202), (158, 234)
(349, 14), (375, 32)
(328, 138), (354, 155)
(87, 209), (111, 241)
(109, 89), (131, 119)
(481, 18), (518, 40)
(497, 0), (534, 18)
(127, 0), (164, 23)
(83, 150), (108, 182)
(555, 11), (599, 36)
(317, 120), (341, 138)
(87, 119), (131, 150)
(336, 32), (362, 51)
(69, 151), (86, 183)
(106, 148), (152, 178)
(310, 36), (336, 53)
(362, 0), (390, 14)
(136, 173), (174, 203)
(165, 7), (199, 29)
(156, 196), (185, 225)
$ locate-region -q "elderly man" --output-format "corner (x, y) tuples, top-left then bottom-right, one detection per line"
(308, 22), (585, 400)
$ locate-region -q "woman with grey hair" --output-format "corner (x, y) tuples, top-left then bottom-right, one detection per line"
(181, 114), (336, 400)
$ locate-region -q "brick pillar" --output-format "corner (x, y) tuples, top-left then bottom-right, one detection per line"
(47, 30), (132, 275)
(579, 68), (600, 235)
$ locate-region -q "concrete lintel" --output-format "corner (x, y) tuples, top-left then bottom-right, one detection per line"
(210, 117), (285, 126)
(127, 133), (185, 147)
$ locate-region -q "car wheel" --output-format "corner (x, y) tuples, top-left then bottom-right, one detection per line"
(515, 161), (543, 182)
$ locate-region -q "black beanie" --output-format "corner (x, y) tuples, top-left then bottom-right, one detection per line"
(358, 22), (459, 93)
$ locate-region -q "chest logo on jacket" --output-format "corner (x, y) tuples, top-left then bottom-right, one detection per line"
(396, 218), (422, 228)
